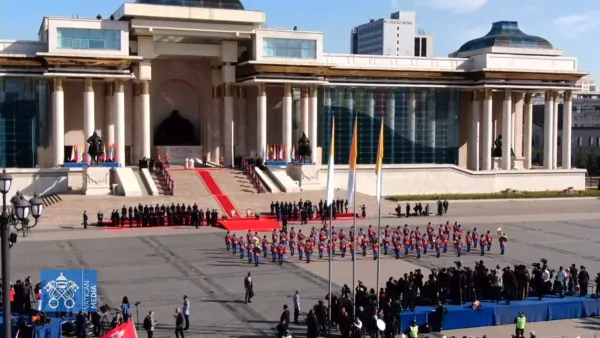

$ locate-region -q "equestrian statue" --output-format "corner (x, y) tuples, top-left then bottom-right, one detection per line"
(87, 132), (105, 166)
(297, 132), (312, 164)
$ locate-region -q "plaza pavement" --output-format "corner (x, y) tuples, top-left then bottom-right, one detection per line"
(6, 197), (600, 337)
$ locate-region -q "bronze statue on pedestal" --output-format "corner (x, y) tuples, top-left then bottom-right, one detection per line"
(87, 132), (104, 166)
(297, 132), (312, 164)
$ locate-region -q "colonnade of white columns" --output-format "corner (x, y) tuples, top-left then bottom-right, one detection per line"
(51, 78), (151, 168)
(467, 89), (573, 171)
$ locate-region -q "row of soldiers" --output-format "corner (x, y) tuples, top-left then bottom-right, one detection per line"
(100, 203), (220, 227)
(269, 199), (367, 225)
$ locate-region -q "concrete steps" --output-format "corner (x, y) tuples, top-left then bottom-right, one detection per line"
(151, 172), (173, 196)
(132, 170), (150, 196)
(42, 193), (63, 207)
(168, 171), (211, 197)
(210, 169), (261, 195)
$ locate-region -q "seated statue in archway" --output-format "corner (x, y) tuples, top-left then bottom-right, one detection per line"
(154, 110), (199, 146)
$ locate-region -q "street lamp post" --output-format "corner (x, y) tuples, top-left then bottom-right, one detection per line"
(0, 169), (14, 338)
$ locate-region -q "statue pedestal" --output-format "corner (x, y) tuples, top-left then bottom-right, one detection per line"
(83, 167), (111, 195)
(286, 164), (322, 191)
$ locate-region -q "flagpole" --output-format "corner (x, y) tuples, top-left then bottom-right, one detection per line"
(352, 180), (357, 320)
(327, 202), (333, 334)
(376, 170), (382, 309)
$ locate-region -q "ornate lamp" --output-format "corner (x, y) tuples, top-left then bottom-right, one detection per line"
(0, 169), (12, 195)
(14, 198), (30, 221)
(29, 193), (44, 219)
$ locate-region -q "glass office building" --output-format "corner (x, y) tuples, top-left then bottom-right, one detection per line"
(319, 87), (459, 165)
(0, 78), (49, 168)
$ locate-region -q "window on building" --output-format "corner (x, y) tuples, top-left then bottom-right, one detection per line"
(263, 38), (317, 59)
(420, 37), (427, 57)
(590, 137), (594, 146)
(414, 37), (421, 57)
(597, 137), (600, 146)
(578, 137), (583, 146)
(57, 28), (121, 50)
(558, 136), (562, 146)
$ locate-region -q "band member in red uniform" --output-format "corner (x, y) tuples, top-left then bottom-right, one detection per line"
(349, 241), (355, 261)
(479, 234), (487, 256)
(372, 241), (379, 260)
(395, 239), (402, 259)
(465, 231), (472, 252)
(416, 240), (422, 259)
(318, 241), (325, 259)
(225, 231), (232, 251)
(278, 242), (286, 265)
(298, 241), (305, 260)
(306, 241), (314, 263)
(498, 231), (508, 255)
(455, 237), (463, 257)
(485, 231), (493, 251)
(340, 239), (347, 258)
(361, 237), (369, 256)
(434, 238), (442, 258)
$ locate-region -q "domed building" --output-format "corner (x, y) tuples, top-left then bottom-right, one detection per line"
(0, 2), (588, 196)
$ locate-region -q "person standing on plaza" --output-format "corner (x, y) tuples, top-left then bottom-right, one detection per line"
(83, 210), (88, 229)
(244, 273), (253, 304)
(143, 311), (156, 338)
(182, 295), (190, 330)
(292, 290), (301, 324)
(121, 296), (132, 323)
(174, 307), (185, 338)
(514, 311), (526, 338)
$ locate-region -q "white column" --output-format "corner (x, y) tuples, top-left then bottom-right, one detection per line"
(223, 84), (234, 167)
(300, 87), (309, 135)
(222, 63), (235, 166)
(83, 79), (95, 152)
(114, 80), (126, 167)
(553, 94), (559, 169)
(309, 86), (318, 164)
(468, 91), (480, 171)
(52, 78), (65, 167)
(426, 89), (436, 161)
(513, 92), (524, 158)
(543, 91), (554, 169)
(105, 83), (115, 147)
(385, 90), (395, 162)
(562, 91), (573, 169)
(501, 89), (512, 170)
(366, 90), (375, 163)
(407, 90), (416, 163)
(257, 84), (267, 158)
(282, 84), (293, 162)
(210, 67), (221, 163)
(140, 81), (151, 158)
(481, 89), (493, 170)
(237, 88), (247, 155)
(133, 83), (141, 160)
(523, 93), (533, 169)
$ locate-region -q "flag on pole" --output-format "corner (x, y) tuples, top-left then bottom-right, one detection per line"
(101, 320), (137, 338)
(70, 146), (75, 162)
(326, 118), (336, 207)
(346, 118), (358, 207)
(74, 146), (80, 163)
(106, 145), (113, 162)
(375, 119), (384, 204)
(113, 144), (118, 163)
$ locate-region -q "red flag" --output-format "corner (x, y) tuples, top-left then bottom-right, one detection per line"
(101, 320), (137, 338)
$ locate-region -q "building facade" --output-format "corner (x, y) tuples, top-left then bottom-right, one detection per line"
(350, 11), (434, 57)
(0, 0), (588, 195)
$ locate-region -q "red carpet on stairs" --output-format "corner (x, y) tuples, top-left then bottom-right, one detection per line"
(195, 169), (240, 218)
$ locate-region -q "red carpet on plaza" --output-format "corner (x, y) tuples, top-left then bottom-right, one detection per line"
(219, 217), (281, 232)
(195, 169), (240, 218)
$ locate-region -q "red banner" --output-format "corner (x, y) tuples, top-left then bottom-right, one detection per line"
(101, 320), (138, 338)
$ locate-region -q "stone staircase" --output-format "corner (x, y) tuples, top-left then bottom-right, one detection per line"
(210, 168), (262, 195)
(42, 193), (63, 207)
(151, 172), (173, 196)
(168, 171), (212, 197)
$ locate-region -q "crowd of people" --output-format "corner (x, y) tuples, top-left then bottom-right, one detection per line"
(97, 203), (220, 227)
(267, 199), (367, 224)
(394, 200), (450, 217)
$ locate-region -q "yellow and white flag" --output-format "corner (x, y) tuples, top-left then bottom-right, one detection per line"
(325, 118), (336, 207)
(375, 119), (384, 204)
(346, 118), (358, 207)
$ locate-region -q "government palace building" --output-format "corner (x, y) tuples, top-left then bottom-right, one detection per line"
(0, 0), (588, 197)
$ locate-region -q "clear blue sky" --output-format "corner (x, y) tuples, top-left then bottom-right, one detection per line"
(0, 0), (598, 78)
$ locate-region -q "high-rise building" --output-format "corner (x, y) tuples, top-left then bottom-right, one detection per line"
(350, 11), (434, 57)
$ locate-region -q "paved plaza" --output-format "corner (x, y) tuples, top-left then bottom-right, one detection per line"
(5, 198), (600, 337)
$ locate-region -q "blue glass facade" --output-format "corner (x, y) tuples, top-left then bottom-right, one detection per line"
(0, 78), (49, 168)
(57, 28), (121, 50)
(263, 38), (317, 59)
(319, 87), (459, 165)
